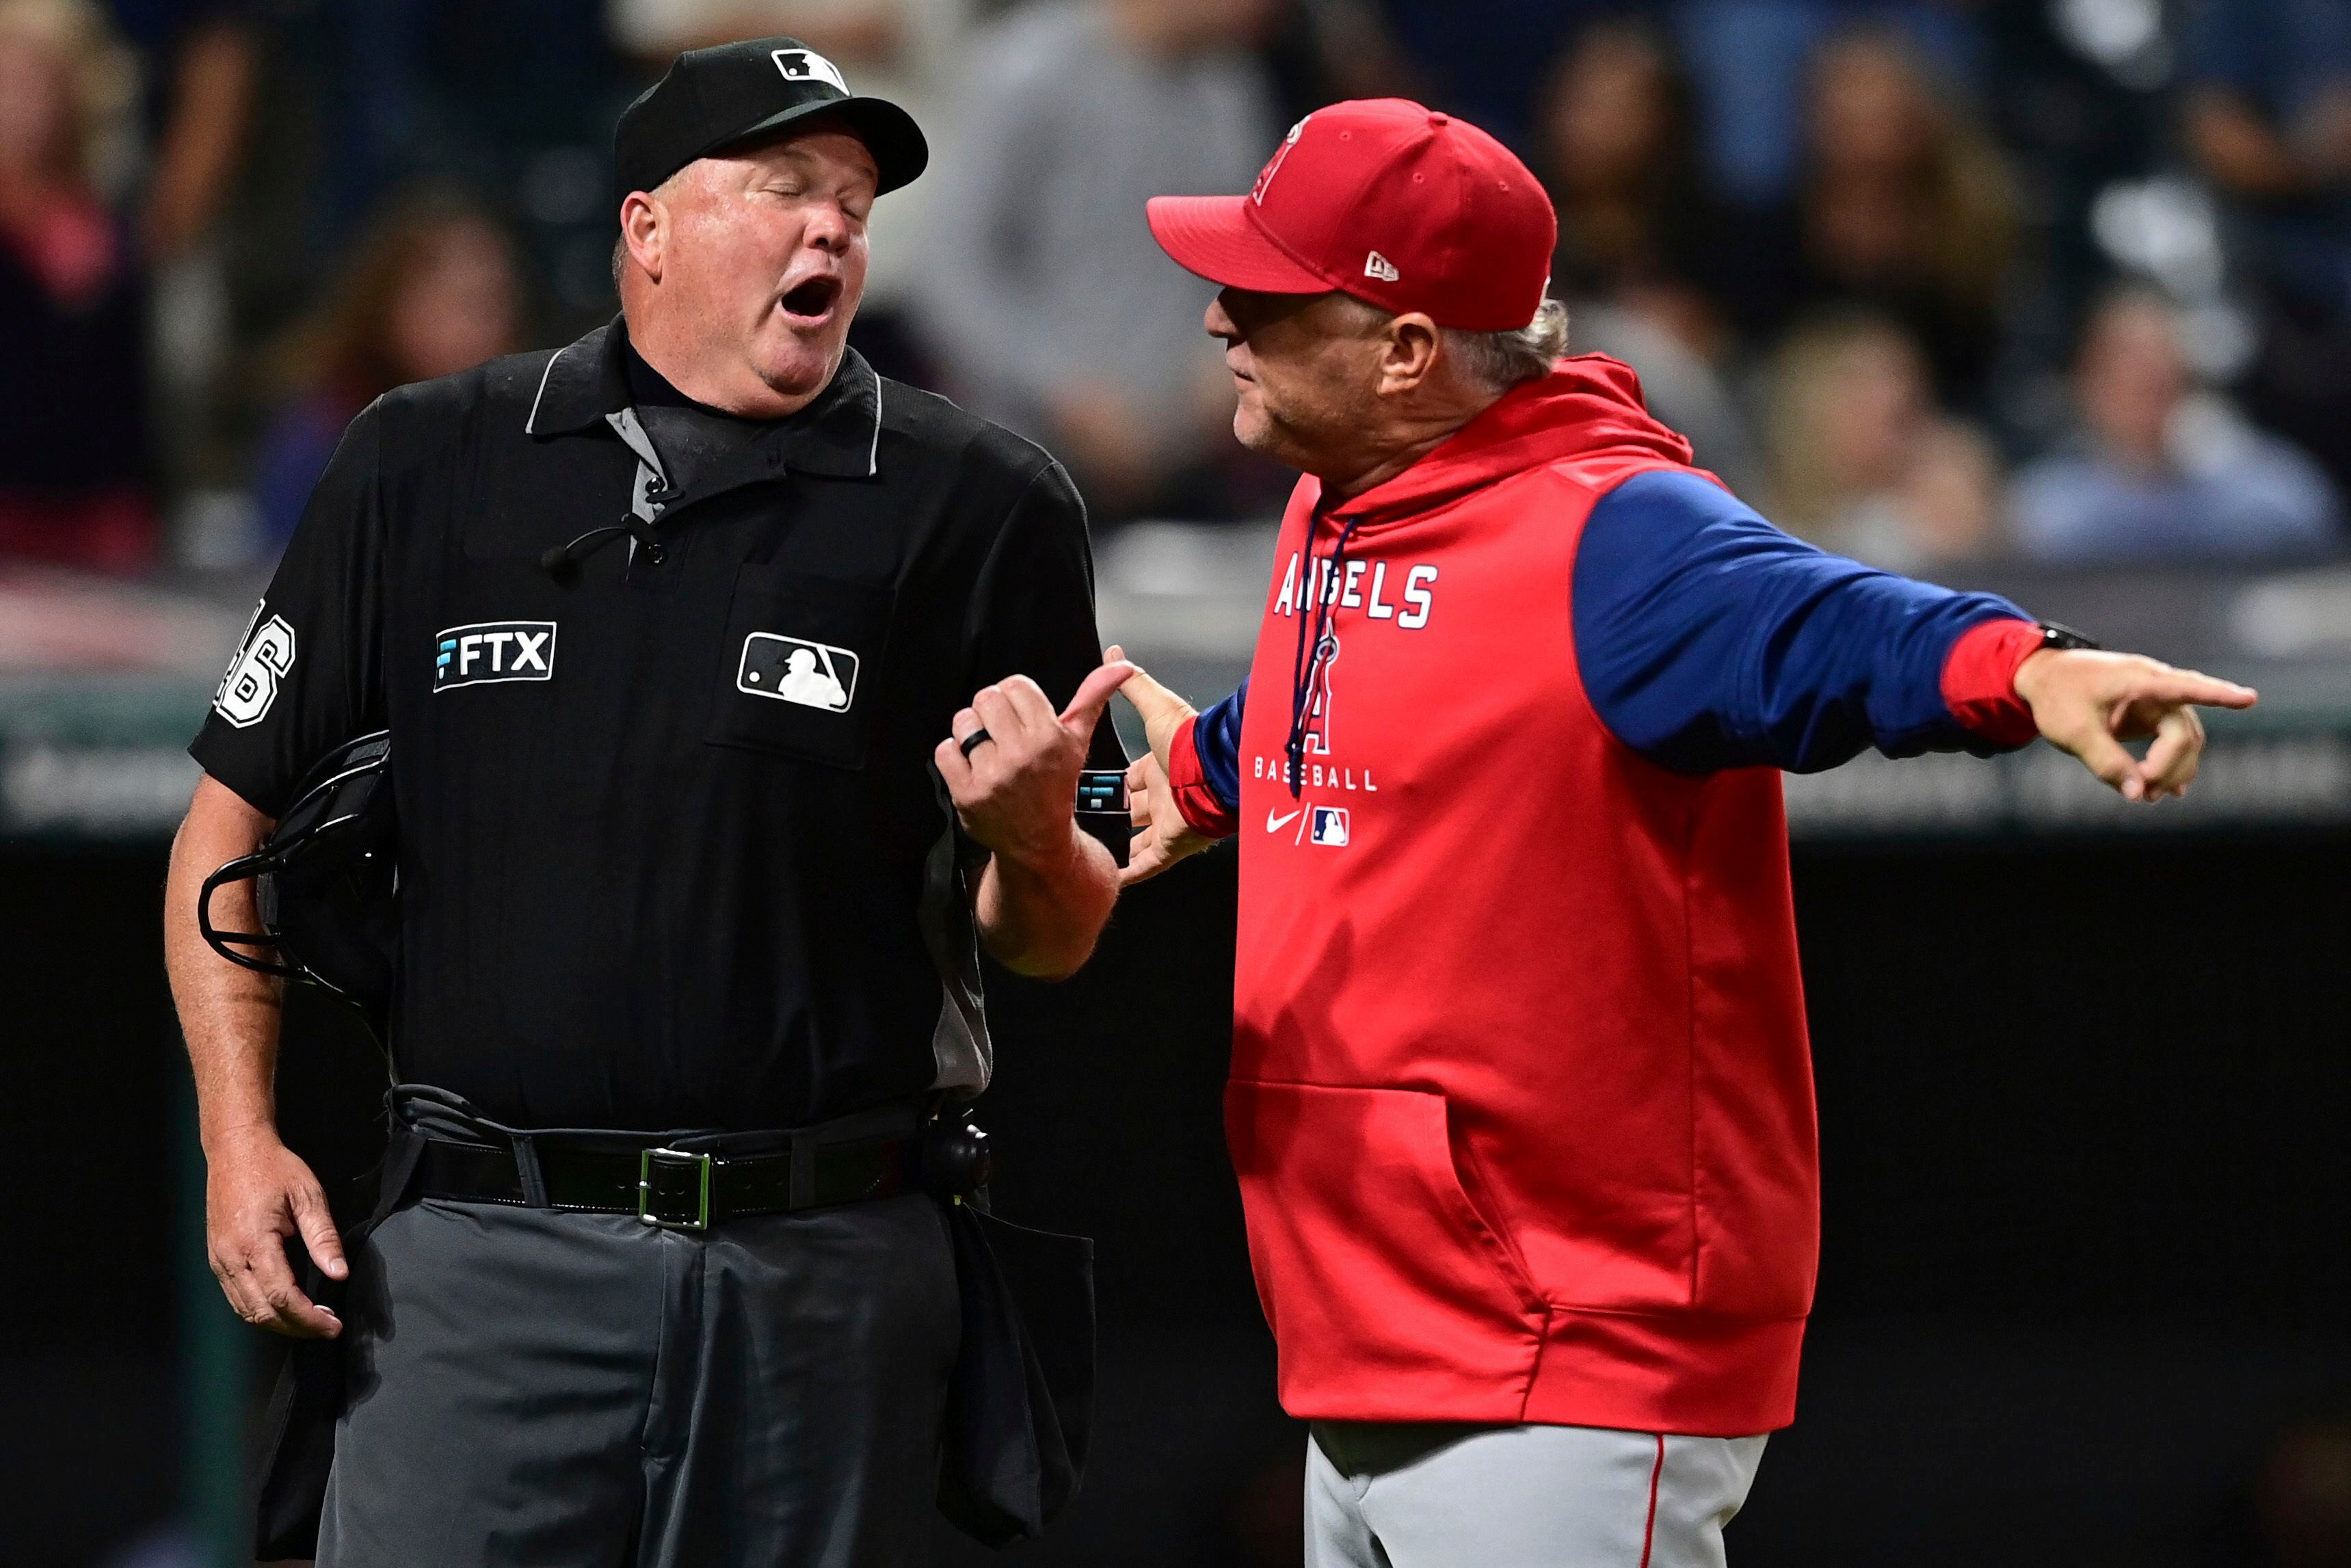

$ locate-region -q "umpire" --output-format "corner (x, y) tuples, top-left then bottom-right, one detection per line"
(161, 38), (1130, 1567)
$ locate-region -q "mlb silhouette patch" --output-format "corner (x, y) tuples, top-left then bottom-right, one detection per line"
(739, 633), (858, 713)
(1310, 806), (1350, 846)
(772, 49), (848, 93)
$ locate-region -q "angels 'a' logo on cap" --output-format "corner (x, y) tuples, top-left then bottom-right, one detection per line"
(772, 47), (848, 93)
(1251, 115), (1310, 206)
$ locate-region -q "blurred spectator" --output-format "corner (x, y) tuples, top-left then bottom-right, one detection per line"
(250, 195), (523, 549)
(2182, 0), (2351, 313)
(1374, 0), (1610, 152)
(1718, 27), (2017, 408)
(1671, 0), (1983, 206)
(1571, 302), (1763, 495)
(915, 0), (1281, 521)
(1532, 18), (1760, 489)
(0, 0), (156, 573)
(280, 2), (622, 338)
(108, 0), (254, 505)
(109, 0), (254, 265)
(606, 0), (972, 383)
(430, 3), (626, 328)
(2181, 0), (2351, 499)
(1765, 308), (2003, 572)
(2010, 287), (2341, 563)
(1974, 0), (2172, 362)
(1538, 18), (1732, 349)
(1259, 0), (1413, 127)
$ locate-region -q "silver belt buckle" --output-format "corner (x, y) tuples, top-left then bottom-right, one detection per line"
(637, 1147), (714, 1230)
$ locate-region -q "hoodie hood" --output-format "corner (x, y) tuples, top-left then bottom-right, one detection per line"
(1325, 353), (1699, 528)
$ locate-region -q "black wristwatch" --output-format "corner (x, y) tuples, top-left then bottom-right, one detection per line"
(2036, 621), (2101, 652)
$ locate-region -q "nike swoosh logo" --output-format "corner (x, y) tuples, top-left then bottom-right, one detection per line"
(1266, 808), (1301, 833)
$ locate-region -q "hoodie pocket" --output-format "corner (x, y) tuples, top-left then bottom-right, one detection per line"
(1224, 1079), (1545, 1414)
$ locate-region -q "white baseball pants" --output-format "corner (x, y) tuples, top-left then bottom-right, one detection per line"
(1305, 1420), (1769, 1568)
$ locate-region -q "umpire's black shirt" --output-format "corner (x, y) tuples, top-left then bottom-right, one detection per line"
(191, 319), (1119, 1131)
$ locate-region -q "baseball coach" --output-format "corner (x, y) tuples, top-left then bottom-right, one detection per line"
(163, 38), (1128, 1567)
(1113, 98), (2260, 1567)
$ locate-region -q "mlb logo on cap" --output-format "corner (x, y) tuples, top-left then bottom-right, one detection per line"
(771, 48), (847, 92)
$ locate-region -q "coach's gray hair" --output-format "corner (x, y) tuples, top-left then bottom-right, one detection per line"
(1333, 293), (1571, 391)
(1442, 298), (1572, 392)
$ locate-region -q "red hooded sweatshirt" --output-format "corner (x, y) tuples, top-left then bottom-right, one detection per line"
(1170, 358), (2041, 1436)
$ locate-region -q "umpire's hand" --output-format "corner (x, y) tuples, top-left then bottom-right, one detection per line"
(2015, 647), (2258, 801)
(937, 661), (1133, 862)
(208, 1125), (346, 1338)
(937, 660), (1134, 979)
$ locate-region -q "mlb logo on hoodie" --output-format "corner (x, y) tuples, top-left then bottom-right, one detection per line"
(1310, 806), (1350, 846)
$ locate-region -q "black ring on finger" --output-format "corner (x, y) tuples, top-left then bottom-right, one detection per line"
(959, 727), (992, 758)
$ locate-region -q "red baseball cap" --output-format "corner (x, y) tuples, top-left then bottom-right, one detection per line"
(1146, 98), (1556, 332)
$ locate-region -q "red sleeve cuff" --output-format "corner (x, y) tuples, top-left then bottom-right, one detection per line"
(1941, 618), (2043, 749)
(1166, 715), (1240, 838)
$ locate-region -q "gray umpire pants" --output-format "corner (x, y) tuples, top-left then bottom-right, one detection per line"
(1307, 1420), (1769, 1568)
(315, 1190), (961, 1568)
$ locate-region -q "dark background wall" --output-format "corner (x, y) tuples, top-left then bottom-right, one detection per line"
(4, 832), (2347, 1566)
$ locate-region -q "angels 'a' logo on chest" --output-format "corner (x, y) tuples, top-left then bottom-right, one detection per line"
(1302, 629), (1339, 755)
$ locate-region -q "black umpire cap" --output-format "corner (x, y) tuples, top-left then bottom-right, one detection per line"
(615, 38), (929, 205)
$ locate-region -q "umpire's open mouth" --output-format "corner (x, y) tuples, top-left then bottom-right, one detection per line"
(777, 275), (844, 326)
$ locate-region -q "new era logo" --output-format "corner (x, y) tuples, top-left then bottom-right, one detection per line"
(772, 48), (848, 93)
(435, 621), (555, 691)
(1364, 251), (1400, 283)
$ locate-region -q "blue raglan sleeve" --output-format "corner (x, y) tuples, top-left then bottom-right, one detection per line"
(1573, 470), (2031, 773)
(1191, 678), (1247, 809)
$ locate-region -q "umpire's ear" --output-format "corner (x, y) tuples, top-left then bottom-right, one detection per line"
(619, 186), (674, 285)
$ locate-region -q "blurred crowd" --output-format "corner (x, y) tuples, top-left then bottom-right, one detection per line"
(5, 0), (2351, 576)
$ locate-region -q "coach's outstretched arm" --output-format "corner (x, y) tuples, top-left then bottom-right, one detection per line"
(1561, 470), (2259, 786)
(1113, 476), (2262, 886)
(163, 775), (347, 1339)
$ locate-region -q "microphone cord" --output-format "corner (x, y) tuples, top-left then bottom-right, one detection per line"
(540, 514), (667, 580)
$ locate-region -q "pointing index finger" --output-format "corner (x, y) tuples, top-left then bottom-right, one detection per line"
(2137, 668), (2259, 710)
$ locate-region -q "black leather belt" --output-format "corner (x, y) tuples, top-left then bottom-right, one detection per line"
(416, 1132), (912, 1230)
